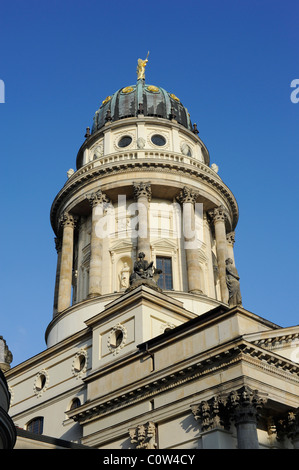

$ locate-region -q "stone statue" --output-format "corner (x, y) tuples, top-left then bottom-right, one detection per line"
(225, 258), (242, 306)
(0, 336), (13, 372)
(127, 252), (162, 292)
(137, 52), (149, 80)
(119, 262), (130, 290)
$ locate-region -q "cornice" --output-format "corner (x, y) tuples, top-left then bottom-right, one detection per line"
(67, 338), (299, 425)
(50, 154), (239, 234)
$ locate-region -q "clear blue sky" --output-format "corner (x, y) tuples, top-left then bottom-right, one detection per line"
(0, 0), (298, 366)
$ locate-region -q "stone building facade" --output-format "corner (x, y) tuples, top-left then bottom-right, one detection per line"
(5, 59), (299, 449)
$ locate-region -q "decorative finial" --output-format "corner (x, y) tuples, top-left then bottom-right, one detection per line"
(137, 51), (149, 80)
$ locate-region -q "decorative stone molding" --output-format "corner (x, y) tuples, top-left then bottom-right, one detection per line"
(71, 349), (88, 379)
(226, 231), (235, 246)
(0, 336), (13, 372)
(208, 205), (228, 224)
(33, 369), (49, 398)
(191, 396), (229, 432)
(87, 189), (110, 208)
(107, 323), (127, 355)
(191, 386), (266, 431)
(129, 421), (157, 449)
(59, 212), (77, 228)
(160, 322), (176, 334)
(226, 385), (266, 426)
(114, 131), (134, 151)
(133, 181), (151, 201)
(50, 158), (239, 235)
(176, 186), (198, 205)
(275, 408), (299, 446)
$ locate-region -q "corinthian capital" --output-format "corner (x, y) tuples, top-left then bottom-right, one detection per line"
(176, 186), (199, 205)
(208, 205), (227, 223)
(87, 189), (110, 208)
(133, 182), (151, 201)
(60, 213), (76, 228)
(191, 396), (229, 432)
(129, 421), (157, 449)
(227, 386), (266, 425)
(226, 231), (235, 246)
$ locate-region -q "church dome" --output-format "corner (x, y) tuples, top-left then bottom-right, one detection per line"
(91, 80), (193, 133)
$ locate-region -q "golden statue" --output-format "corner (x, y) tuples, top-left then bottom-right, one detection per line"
(137, 51), (149, 80)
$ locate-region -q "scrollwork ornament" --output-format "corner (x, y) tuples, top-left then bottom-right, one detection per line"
(107, 323), (127, 355)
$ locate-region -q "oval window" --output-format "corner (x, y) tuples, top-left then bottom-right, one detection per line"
(118, 136), (132, 148)
(151, 134), (166, 146)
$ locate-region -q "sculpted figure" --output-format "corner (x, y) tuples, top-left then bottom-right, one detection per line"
(130, 252), (154, 282)
(119, 262), (130, 289)
(226, 258), (242, 306)
(128, 252), (162, 292)
(137, 52), (149, 80)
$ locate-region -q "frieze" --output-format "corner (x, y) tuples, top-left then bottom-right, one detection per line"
(68, 342), (299, 425)
(50, 157), (239, 234)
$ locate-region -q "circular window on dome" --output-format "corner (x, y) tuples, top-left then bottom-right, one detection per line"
(118, 136), (132, 148)
(151, 134), (166, 146)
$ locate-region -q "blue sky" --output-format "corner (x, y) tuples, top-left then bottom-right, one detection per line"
(0, 0), (298, 366)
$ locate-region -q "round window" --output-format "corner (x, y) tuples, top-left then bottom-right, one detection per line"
(36, 374), (46, 392)
(73, 354), (86, 373)
(110, 329), (124, 348)
(118, 136), (132, 148)
(151, 134), (166, 146)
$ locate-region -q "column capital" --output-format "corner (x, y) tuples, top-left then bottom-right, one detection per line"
(208, 205), (227, 223)
(176, 186), (199, 205)
(276, 408), (299, 446)
(129, 421), (157, 449)
(87, 189), (110, 208)
(59, 212), (77, 228)
(133, 181), (151, 201)
(191, 396), (229, 432)
(226, 231), (235, 246)
(227, 386), (266, 425)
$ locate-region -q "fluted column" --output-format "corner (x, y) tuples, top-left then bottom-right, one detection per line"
(177, 187), (202, 293)
(228, 386), (265, 449)
(87, 190), (110, 298)
(53, 237), (62, 316)
(209, 206), (228, 303)
(133, 182), (151, 261)
(57, 213), (76, 313)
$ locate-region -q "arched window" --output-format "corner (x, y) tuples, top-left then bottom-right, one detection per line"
(26, 417), (44, 435)
(69, 398), (81, 410)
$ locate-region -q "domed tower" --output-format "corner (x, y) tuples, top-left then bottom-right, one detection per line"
(48, 56), (240, 348)
(8, 58), (299, 451)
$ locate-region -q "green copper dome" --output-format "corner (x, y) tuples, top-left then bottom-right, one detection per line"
(91, 80), (194, 133)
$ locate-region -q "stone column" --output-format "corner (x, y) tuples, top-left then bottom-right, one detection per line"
(209, 206), (228, 303)
(133, 182), (151, 261)
(228, 386), (265, 449)
(87, 190), (110, 298)
(203, 212), (216, 298)
(57, 213), (76, 313)
(53, 237), (62, 316)
(177, 187), (202, 293)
